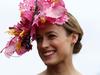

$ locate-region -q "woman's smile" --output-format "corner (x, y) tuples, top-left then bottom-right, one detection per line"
(43, 50), (56, 57)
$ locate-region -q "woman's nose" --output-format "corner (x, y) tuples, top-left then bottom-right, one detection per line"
(41, 38), (50, 49)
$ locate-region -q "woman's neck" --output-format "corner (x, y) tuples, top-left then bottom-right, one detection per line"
(45, 59), (81, 75)
(38, 56), (81, 75)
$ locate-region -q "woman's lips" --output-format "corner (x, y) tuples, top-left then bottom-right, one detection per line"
(43, 50), (56, 57)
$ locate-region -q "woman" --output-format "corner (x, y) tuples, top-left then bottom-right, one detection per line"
(36, 13), (83, 75)
(2, 0), (83, 75)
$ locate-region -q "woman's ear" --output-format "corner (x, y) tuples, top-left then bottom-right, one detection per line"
(71, 33), (79, 44)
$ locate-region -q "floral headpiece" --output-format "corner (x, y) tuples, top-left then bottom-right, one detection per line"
(1, 0), (69, 58)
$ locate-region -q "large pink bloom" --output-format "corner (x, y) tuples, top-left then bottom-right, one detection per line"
(3, 0), (69, 57)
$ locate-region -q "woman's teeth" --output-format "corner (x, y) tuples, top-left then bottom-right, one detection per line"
(43, 50), (55, 56)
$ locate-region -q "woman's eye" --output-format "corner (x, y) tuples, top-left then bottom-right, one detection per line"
(48, 34), (57, 40)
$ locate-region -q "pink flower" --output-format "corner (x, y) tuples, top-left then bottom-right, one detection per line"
(32, 0), (68, 25)
(2, 0), (69, 57)
(4, 37), (17, 58)
(19, 0), (35, 21)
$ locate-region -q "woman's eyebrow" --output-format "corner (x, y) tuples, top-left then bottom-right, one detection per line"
(45, 31), (58, 35)
(36, 31), (58, 37)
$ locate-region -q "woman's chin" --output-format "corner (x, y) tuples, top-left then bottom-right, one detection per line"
(43, 57), (59, 66)
(44, 60), (58, 66)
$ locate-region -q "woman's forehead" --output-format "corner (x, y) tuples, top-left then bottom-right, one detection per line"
(36, 24), (66, 35)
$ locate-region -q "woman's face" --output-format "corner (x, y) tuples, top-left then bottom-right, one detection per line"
(36, 24), (74, 66)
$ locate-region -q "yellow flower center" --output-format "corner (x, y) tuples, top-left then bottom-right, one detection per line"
(16, 41), (21, 50)
(19, 30), (25, 37)
(40, 16), (46, 23)
(8, 29), (19, 36)
(52, 0), (59, 3)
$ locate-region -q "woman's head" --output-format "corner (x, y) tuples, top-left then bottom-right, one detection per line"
(3, 0), (83, 58)
(35, 12), (83, 65)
